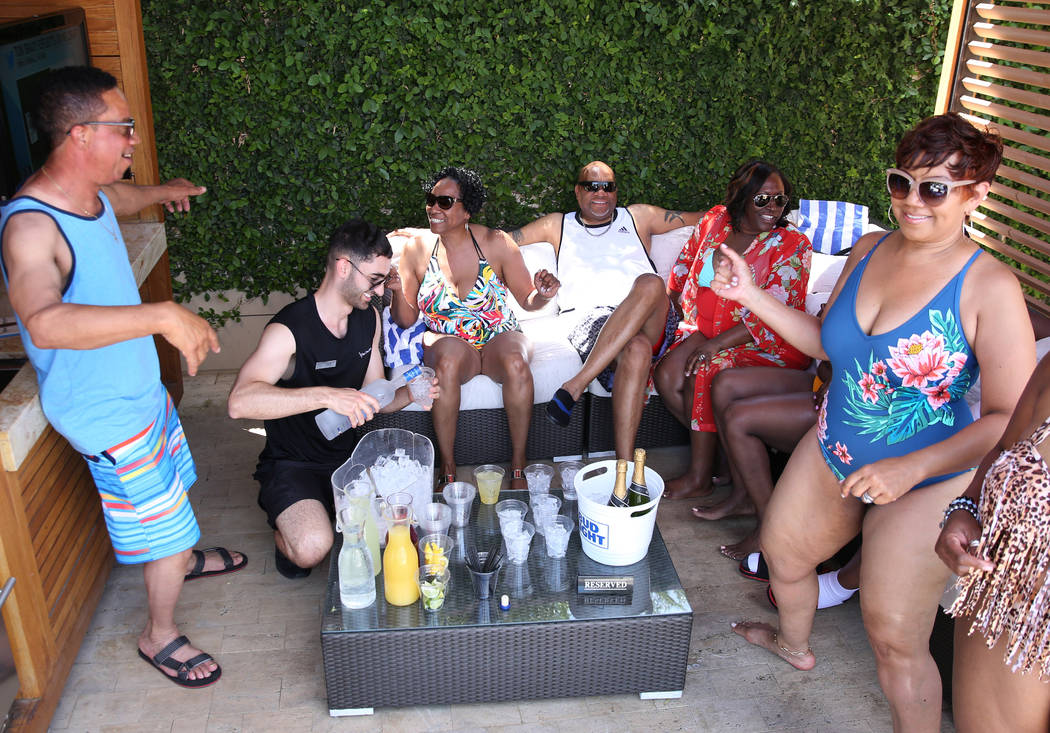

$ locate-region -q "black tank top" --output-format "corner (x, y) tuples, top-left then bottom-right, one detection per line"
(259, 294), (377, 466)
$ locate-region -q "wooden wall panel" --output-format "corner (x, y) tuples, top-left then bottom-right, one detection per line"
(0, 425), (112, 733)
(937, 0), (1050, 317)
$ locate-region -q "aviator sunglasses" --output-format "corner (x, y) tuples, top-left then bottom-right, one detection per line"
(578, 180), (618, 193)
(886, 168), (975, 207)
(339, 258), (393, 293)
(752, 193), (789, 209)
(425, 193), (463, 210)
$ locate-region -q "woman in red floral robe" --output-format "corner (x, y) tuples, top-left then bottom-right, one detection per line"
(655, 160), (812, 502)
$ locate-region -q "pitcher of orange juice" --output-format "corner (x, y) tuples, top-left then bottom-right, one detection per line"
(378, 492), (419, 606)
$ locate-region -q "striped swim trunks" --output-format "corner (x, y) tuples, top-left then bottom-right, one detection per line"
(84, 394), (200, 565)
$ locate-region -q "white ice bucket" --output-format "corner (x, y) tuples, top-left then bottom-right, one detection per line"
(574, 460), (664, 566)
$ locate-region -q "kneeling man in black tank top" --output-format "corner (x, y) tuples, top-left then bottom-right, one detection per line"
(228, 219), (435, 578)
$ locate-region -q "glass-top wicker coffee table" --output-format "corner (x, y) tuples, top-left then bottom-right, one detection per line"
(321, 490), (693, 716)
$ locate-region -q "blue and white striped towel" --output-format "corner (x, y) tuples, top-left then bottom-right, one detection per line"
(795, 200), (868, 255)
(381, 305), (425, 369)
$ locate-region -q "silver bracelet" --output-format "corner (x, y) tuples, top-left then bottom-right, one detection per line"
(940, 496), (980, 529)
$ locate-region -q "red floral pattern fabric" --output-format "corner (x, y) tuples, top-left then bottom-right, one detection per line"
(667, 205), (812, 431)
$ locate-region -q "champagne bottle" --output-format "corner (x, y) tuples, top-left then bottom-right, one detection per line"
(628, 448), (653, 515)
(315, 365), (423, 440)
(607, 459), (629, 507)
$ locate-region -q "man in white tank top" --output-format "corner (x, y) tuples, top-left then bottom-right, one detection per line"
(509, 161), (700, 461)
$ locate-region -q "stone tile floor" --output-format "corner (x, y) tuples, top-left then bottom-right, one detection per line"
(50, 372), (956, 732)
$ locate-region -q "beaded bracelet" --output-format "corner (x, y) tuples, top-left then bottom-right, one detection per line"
(940, 496), (980, 529)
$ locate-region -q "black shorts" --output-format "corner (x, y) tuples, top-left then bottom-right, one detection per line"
(254, 459), (336, 529)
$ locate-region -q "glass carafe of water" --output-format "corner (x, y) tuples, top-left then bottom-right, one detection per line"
(345, 481), (381, 575)
(337, 507), (375, 609)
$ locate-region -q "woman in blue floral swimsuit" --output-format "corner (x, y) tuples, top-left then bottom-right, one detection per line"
(714, 114), (1036, 731)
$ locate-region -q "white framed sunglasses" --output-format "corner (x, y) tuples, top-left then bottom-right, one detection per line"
(885, 168), (975, 207)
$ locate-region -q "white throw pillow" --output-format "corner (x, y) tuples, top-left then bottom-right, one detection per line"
(810, 251), (849, 294)
(509, 242), (560, 321)
(649, 226), (695, 283)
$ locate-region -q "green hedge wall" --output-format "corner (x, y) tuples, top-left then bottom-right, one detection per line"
(143, 0), (952, 320)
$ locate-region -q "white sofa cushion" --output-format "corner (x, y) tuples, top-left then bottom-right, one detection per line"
(397, 315), (582, 411)
(508, 242), (560, 320)
(649, 226), (695, 282)
(810, 251), (849, 293)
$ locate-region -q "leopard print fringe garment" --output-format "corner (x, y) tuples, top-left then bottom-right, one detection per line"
(950, 416), (1050, 679)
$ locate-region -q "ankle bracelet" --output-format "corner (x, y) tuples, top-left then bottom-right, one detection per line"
(774, 632), (811, 658)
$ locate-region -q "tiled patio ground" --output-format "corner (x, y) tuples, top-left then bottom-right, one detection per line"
(49, 372), (956, 732)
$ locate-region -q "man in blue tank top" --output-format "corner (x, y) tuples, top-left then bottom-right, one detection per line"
(0, 67), (239, 687)
(509, 161), (701, 462)
(228, 219), (436, 579)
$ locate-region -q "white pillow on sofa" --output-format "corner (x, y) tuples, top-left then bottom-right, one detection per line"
(810, 251), (849, 294)
(649, 226), (695, 283)
(509, 242), (560, 320)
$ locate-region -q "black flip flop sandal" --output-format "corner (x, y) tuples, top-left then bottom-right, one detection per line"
(183, 546), (247, 581)
(138, 635), (221, 688)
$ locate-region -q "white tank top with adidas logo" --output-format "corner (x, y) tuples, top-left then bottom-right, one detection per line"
(556, 207), (656, 318)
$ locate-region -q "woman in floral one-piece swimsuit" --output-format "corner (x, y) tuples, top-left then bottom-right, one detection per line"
(714, 114), (1035, 732)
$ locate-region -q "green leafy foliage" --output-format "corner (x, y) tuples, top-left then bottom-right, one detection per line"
(143, 0), (952, 320)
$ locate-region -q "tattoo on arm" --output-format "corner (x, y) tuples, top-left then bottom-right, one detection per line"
(664, 210), (685, 225)
(509, 228), (524, 244)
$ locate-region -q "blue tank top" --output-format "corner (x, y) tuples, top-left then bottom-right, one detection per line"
(817, 235), (981, 487)
(0, 193), (164, 454)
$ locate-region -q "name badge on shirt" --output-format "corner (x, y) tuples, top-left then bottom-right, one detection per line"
(315, 360), (337, 370)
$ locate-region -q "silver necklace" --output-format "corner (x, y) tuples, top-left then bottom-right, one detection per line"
(580, 214), (613, 237)
(40, 166), (119, 242)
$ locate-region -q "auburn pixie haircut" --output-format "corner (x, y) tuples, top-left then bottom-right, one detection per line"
(895, 112), (1002, 184)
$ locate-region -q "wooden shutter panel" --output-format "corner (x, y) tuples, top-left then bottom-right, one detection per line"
(939, 0), (1050, 317)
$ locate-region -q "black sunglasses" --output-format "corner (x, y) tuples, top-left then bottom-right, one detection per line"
(753, 193), (789, 209)
(885, 169), (975, 208)
(425, 193), (462, 210)
(578, 181), (617, 193)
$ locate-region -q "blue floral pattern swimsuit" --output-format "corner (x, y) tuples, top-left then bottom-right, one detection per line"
(818, 235), (981, 488)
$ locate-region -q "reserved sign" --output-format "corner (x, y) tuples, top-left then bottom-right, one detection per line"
(577, 575), (634, 594)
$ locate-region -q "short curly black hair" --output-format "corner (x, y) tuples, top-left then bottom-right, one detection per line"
(724, 160), (793, 232)
(423, 166), (487, 216)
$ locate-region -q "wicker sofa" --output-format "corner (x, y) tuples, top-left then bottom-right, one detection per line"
(357, 202), (873, 466)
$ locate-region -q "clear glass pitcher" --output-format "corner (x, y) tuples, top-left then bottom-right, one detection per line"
(332, 461), (385, 555)
(337, 507), (375, 609)
(378, 491), (419, 606)
(345, 481), (380, 574)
